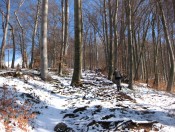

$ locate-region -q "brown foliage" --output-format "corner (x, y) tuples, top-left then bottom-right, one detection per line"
(135, 80), (175, 93)
(0, 85), (36, 131)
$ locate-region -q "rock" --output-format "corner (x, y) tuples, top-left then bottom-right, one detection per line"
(20, 93), (40, 104)
(63, 113), (78, 118)
(54, 122), (74, 132)
(101, 114), (116, 120)
(32, 111), (41, 115)
(73, 106), (88, 113)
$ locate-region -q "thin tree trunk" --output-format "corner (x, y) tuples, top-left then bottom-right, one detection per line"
(172, 0), (175, 22)
(30, 0), (40, 69)
(89, 34), (92, 70)
(8, 23), (16, 68)
(63, 0), (69, 57)
(58, 0), (65, 75)
(152, 14), (159, 87)
(103, 0), (109, 68)
(160, 41), (167, 82)
(94, 28), (98, 69)
(158, 0), (175, 92)
(134, 21), (149, 81)
(83, 29), (88, 70)
(0, 0), (10, 68)
(14, 0), (27, 68)
(113, 0), (119, 70)
(102, 10), (108, 68)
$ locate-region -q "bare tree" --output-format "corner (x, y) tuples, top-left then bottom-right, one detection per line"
(71, 0), (83, 86)
(113, 0), (119, 69)
(126, 0), (133, 89)
(8, 23), (16, 68)
(172, 0), (175, 22)
(158, 0), (175, 92)
(30, 0), (40, 69)
(14, 0), (28, 68)
(0, 0), (10, 68)
(40, 0), (48, 80)
(58, 0), (65, 75)
(107, 0), (114, 80)
(63, 0), (69, 57)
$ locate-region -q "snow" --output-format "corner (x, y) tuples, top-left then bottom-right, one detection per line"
(0, 69), (175, 132)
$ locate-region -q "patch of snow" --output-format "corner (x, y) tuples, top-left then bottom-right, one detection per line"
(0, 122), (5, 132)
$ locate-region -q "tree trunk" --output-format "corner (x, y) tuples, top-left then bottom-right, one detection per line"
(9, 23), (16, 68)
(58, 0), (65, 75)
(113, 0), (119, 70)
(152, 14), (159, 87)
(30, 0), (40, 69)
(103, 0), (109, 68)
(71, 0), (83, 87)
(158, 0), (175, 92)
(172, 0), (175, 22)
(126, 0), (133, 89)
(40, 0), (48, 80)
(63, 0), (69, 57)
(108, 0), (114, 80)
(0, 0), (10, 68)
(94, 28), (98, 69)
(14, 0), (27, 68)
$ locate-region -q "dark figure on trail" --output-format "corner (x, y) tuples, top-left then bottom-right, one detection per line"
(113, 69), (122, 91)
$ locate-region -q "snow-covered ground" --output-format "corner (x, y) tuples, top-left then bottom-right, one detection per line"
(0, 69), (175, 132)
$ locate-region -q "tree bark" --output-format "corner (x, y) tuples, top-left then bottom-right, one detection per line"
(40, 0), (48, 80)
(113, 0), (119, 69)
(0, 0), (10, 68)
(158, 0), (175, 92)
(125, 0), (133, 89)
(172, 0), (175, 22)
(71, 0), (83, 87)
(30, 0), (40, 69)
(63, 0), (69, 57)
(8, 23), (16, 68)
(14, 0), (27, 68)
(107, 0), (114, 80)
(58, 0), (65, 75)
(103, 0), (109, 68)
(152, 14), (159, 87)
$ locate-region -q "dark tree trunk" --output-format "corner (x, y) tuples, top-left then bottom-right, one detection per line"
(71, 0), (83, 87)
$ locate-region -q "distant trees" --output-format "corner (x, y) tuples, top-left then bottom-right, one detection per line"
(0, 0), (174, 92)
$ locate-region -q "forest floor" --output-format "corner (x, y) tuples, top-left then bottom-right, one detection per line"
(0, 69), (175, 132)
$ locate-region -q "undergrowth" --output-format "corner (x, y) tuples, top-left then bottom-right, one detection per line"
(0, 85), (36, 131)
(134, 80), (175, 93)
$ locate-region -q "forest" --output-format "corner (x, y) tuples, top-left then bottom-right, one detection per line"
(0, 0), (175, 131)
